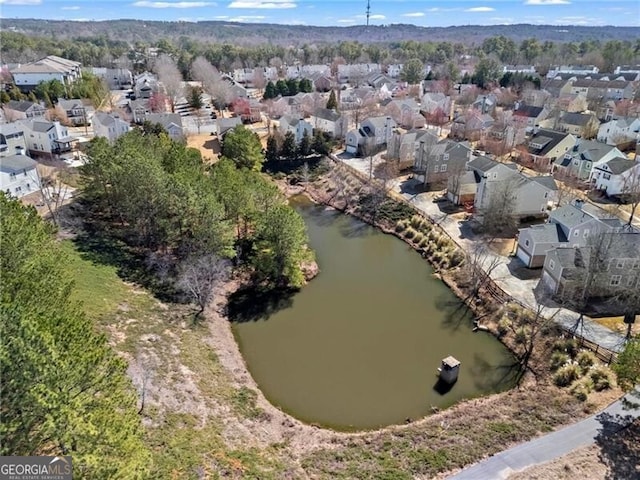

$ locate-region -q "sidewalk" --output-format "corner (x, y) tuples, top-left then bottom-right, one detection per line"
(339, 157), (627, 353)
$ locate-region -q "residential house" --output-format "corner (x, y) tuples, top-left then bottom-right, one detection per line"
(127, 99), (151, 124)
(337, 64), (381, 85)
(3, 100), (46, 121)
(513, 103), (548, 133)
(540, 233), (640, 300)
(522, 89), (551, 108)
(503, 65), (536, 74)
(386, 64), (404, 78)
(387, 128), (439, 164)
(10, 55), (82, 91)
(56, 99), (93, 126)
(519, 129), (576, 171)
(216, 117), (242, 138)
(278, 115), (313, 144)
(546, 65), (599, 79)
(0, 153), (40, 199)
(473, 156), (557, 222)
(554, 111), (600, 138)
(614, 65), (640, 81)
(228, 82), (249, 99)
(450, 111), (494, 142)
(541, 78), (574, 98)
(0, 123), (28, 158)
(20, 119), (74, 155)
(345, 116), (395, 154)
(385, 98), (424, 129)
(597, 117), (640, 146)
(89, 67), (133, 89)
(134, 72), (158, 100)
(309, 108), (348, 138)
(367, 72), (395, 90)
(552, 93), (589, 113)
(413, 138), (474, 187)
(591, 157), (640, 197)
(92, 112), (131, 143)
(144, 113), (185, 141)
(553, 140), (624, 181)
(231, 97), (262, 123)
(471, 94), (497, 115)
(421, 92), (451, 119)
(308, 72), (333, 92)
(569, 79), (633, 101)
(516, 200), (626, 267)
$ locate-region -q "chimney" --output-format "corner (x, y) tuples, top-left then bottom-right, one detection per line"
(573, 199), (584, 210)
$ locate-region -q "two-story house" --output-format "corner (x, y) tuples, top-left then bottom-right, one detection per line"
(555, 111), (600, 139)
(144, 113), (185, 141)
(278, 115), (313, 144)
(10, 55), (81, 91)
(20, 119), (74, 155)
(597, 117), (640, 147)
(540, 232), (640, 302)
(520, 129), (576, 171)
(516, 200), (627, 267)
(0, 153), (40, 199)
(0, 123), (28, 158)
(512, 104), (548, 133)
(3, 100), (47, 121)
(309, 108), (348, 139)
(92, 112), (131, 143)
(553, 140), (625, 181)
(387, 128), (439, 164)
(56, 99), (93, 126)
(591, 157), (640, 197)
(345, 116), (395, 155)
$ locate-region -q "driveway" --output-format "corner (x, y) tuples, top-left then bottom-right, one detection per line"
(447, 390), (640, 479)
(338, 159), (627, 353)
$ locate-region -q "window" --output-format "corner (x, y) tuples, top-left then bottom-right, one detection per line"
(610, 275), (621, 286)
(492, 172), (497, 179)
(603, 173), (611, 180)
(574, 230), (579, 237)
(440, 164), (447, 173)
(616, 260), (624, 269)
(627, 276), (635, 287)
(549, 259), (555, 270)
(23, 169), (27, 176)
(583, 230), (589, 238)
(544, 192), (548, 198)
(434, 165), (440, 173)
(14, 186), (21, 193)
(633, 260), (640, 269)
(525, 239), (530, 247)
(9, 172), (16, 180)
(443, 153), (449, 161)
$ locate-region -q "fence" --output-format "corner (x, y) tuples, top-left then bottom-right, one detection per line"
(333, 156), (620, 364)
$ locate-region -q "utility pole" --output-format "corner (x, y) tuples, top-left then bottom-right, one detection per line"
(366, 0), (371, 27)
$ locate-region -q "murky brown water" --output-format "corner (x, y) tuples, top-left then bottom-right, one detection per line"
(231, 197), (517, 431)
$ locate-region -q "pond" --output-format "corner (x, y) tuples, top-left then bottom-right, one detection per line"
(230, 196), (518, 431)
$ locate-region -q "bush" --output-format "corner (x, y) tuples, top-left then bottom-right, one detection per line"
(550, 352), (570, 372)
(589, 367), (613, 391)
(515, 326), (530, 344)
(432, 250), (444, 264)
(497, 317), (511, 336)
(552, 338), (579, 358)
(570, 378), (593, 401)
(448, 250), (465, 268)
(419, 238), (428, 248)
(428, 230), (440, 242)
(554, 364), (581, 387)
(410, 216), (423, 229)
(576, 351), (597, 371)
(395, 221), (406, 233)
(436, 235), (450, 249)
(404, 228), (416, 240)
(413, 232), (424, 244)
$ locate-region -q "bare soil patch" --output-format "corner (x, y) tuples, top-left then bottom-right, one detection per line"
(187, 133), (221, 162)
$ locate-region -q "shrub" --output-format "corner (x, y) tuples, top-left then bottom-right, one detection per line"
(436, 235), (450, 249)
(570, 378), (593, 401)
(395, 221), (405, 233)
(428, 230), (440, 242)
(552, 338), (579, 358)
(515, 326), (530, 344)
(404, 228), (416, 240)
(419, 238), (428, 248)
(589, 367), (613, 391)
(497, 317), (511, 336)
(448, 250), (465, 268)
(576, 351), (597, 371)
(554, 364), (581, 387)
(410, 215), (423, 229)
(413, 232), (424, 244)
(432, 250), (444, 264)
(550, 352), (570, 371)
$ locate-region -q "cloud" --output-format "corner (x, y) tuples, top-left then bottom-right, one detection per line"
(337, 19), (356, 24)
(133, 1), (214, 7)
(61, 5), (80, 10)
(228, 0), (295, 8)
(402, 12), (425, 17)
(465, 7), (495, 12)
(0, 0), (42, 4)
(525, 0), (570, 5)
(356, 13), (385, 19)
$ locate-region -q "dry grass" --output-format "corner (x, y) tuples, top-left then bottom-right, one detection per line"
(187, 133), (221, 162)
(592, 316), (640, 336)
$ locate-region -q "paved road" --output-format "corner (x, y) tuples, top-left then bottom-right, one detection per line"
(339, 156), (627, 353)
(448, 391), (640, 480)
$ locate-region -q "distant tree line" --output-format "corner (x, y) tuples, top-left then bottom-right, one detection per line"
(263, 78), (313, 100)
(2, 29), (638, 79)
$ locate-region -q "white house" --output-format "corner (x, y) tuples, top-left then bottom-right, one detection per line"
(309, 108), (348, 138)
(0, 153), (40, 198)
(92, 112), (131, 143)
(596, 117), (640, 146)
(145, 113), (185, 141)
(88, 67), (133, 89)
(10, 55), (82, 91)
(278, 115), (313, 144)
(591, 157), (640, 197)
(546, 65), (599, 79)
(345, 116), (395, 154)
(0, 123), (28, 158)
(20, 120), (73, 155)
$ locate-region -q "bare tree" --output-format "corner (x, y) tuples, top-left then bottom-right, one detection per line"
(37, 169), (72, 228)
(464, 243), (502, 301)
(413, 138), (440, 190)
(252, 68), (266, 93)
(446, 162), (468, 206)
(177, 255), (231, 322)
(620, 165), (640, 226)
(480, 176), (519, 236)
(154, 54), (183, 113)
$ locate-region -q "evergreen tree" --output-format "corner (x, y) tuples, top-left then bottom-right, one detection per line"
(276, 79), (289, 97)
(298, 130), (312, 157)
(312, 130), (330, 155)
(326, 89), (338, 110)
(280, 131), (297, 160)
(0, 91), (10, 104)
(0, 194), (150, 478)
(265, 134), (280, 163)
(299, 78), (313, 93)
(263, 81), (277, 100)
(401, 58), (424, 84)
(221, 125), (265, 171)
(286, 78), (299, 96)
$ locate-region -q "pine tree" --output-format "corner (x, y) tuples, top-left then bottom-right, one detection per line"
(298, 130), (312, 157)
(326, 89), (338, 110)
(265, 135), (280, 163)
(263, 81), (277, 100)
(280, 131), (297, 160)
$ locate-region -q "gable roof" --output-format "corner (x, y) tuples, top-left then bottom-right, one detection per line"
(604, 157), (637, 175)
(467, 155), (498, 173)
(514, 105), (544, 118)
(560, 112), (595, 126)
(528, 129), (572, 156)
(145, 113), (183, 130)
(531, 175), (558, 191)
(313, 108), (342, 122)
(5, 100), (44, 112)
(523, 223), (568, 244)
(0, 154), (37, 173)
(549, 203), (597, 229)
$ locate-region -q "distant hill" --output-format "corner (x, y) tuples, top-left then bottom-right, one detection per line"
(2, 19), (638, 46)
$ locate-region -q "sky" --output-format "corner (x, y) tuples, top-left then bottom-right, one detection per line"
(0, 0), (638, 27)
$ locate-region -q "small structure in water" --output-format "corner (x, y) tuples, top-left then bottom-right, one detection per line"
(437, 356), (461, 384)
